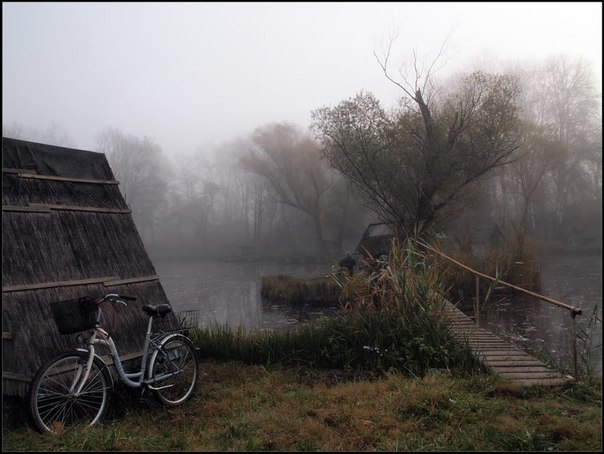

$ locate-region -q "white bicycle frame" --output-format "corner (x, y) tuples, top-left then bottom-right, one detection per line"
(74, 312), (182, 393)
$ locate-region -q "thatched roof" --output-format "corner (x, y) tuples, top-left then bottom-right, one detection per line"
(354, 222), (395, 259)
(2, 137), (176, 398)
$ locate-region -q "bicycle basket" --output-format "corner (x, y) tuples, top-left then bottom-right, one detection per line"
(154, 309), (199, 332)
(176, 310), (199, 330)
(50, 296), (98, 335)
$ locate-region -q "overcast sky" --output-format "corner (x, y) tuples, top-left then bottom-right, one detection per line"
(3, 2), (602, 156)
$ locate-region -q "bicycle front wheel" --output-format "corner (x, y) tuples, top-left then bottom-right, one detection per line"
(29, 351), (112, 434)
(149, 333), (198, 406)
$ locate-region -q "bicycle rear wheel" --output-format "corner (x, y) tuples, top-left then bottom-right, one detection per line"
(29, 351), (112, 433)
(149, 333), (198, 405)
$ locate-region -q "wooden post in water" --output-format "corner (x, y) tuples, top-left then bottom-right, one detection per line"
(475, 275), (480, 322)
(571, 311), (579, 378)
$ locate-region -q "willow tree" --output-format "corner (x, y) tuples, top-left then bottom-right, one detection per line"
(311, 70), (522, 237)
(240, 122), (333, 256)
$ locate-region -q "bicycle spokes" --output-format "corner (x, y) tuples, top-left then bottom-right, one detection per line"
(30, 353), (111, 433)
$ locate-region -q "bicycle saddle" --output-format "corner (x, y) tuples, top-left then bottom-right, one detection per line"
(142, 304), (173, 318)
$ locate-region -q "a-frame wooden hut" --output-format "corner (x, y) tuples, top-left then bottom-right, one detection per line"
(2, 137), (175, 398)
(354, 222), (395, 259)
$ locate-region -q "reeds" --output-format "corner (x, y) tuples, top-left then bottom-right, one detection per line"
(444, 229), (542, 302)
(191, 237), (481, 377)
(260, 275), (340, 305)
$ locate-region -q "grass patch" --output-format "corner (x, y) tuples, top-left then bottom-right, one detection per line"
(191, 310), (482, 377)
(3, 361), (601, 452)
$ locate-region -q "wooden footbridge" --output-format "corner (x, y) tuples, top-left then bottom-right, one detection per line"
(414, 240), (583, 387)
(444, 303), (574, 386)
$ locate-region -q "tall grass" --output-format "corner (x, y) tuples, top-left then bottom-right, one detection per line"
(260, 274), (340, 304)
(190, 237), (482, 377)
(444, 229), (542, 302)
(577, 303), (602, 377)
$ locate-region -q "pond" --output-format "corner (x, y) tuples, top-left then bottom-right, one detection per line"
(153, 258), (337, 332)
(153, 252), (602, 375)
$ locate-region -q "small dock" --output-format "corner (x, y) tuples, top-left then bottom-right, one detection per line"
(444, 302), (573, 387)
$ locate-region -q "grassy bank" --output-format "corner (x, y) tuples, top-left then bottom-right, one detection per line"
(189, 311), (482, 377)
(3, 361), (601, 452)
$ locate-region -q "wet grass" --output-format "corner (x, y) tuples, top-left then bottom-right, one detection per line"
(3, 361), (601, 452)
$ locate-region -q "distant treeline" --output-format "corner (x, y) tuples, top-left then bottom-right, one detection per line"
(4, 55), (601, 259)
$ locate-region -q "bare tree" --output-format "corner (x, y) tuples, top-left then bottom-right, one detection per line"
(505, 57), (602, 243)
(540, 57), (601, 228)
(311, 64), (521, 236)
(95, 127), (169, 243)
(506, 122), (564, 231)
(3, 120), (77, 148)
(240, 122), (333, 255)
(210, 139), (274, 248)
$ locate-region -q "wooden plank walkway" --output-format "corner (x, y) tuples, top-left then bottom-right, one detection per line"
(444, 302), (574, 387)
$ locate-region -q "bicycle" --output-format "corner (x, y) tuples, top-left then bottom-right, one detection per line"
(28, 293), (200, 434)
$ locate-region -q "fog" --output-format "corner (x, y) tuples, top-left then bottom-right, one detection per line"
(3, 2), (602, 260)
(3, 2), (602, 155)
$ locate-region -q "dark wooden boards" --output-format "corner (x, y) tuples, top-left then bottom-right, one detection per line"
(444, 302), (573, 387)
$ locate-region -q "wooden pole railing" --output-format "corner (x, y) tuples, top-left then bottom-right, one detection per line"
(414, 239), (583, 377)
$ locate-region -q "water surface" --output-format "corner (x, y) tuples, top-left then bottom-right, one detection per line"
(477, 252), (602, 375)
(154, 258), (336, 331)
(154, 253), (602, 375)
